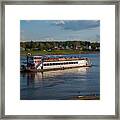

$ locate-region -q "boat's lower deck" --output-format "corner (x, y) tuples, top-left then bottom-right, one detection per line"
(21, 65), (91, 73)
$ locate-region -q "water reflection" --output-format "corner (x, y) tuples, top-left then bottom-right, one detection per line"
(20, 67), (89, 89)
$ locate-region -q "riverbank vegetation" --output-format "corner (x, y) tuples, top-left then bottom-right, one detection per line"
(20, 41), (100, 55)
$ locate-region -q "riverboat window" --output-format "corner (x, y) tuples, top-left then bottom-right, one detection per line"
(44, 63), (49, 66)
(44, 64), (46, 66)
(53, 63), (56, 65)
(43, 61), (78, 66)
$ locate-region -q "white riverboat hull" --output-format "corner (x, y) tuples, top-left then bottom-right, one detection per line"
(21, 56), (91, 72)
(37, 59), (89, 70)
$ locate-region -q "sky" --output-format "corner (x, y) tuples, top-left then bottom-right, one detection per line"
(20, 20), (100, 42)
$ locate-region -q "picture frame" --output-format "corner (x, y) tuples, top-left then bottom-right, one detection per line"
(0, 0), (119, 119)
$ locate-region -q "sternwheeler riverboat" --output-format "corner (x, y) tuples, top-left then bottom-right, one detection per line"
(20, 55), (91, 72)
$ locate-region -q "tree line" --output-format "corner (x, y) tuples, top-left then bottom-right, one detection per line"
(20, 41), (100, 51)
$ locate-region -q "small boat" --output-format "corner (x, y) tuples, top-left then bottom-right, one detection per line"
(20, 55), (91, 72)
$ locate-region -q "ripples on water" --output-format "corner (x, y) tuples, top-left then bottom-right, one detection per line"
(20, 54), (100, 100)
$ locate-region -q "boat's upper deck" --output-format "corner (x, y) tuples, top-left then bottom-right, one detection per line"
(44, 57), (88, 62)
(32, 55), (89, 63)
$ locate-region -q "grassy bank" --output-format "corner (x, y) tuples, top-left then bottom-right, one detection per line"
(20, 50), (100, 56)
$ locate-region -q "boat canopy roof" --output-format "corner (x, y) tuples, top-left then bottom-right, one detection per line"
(32, 55), (88, 59)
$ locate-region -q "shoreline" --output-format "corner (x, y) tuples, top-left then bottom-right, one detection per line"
(20, 51), (100, 56)
(71, 95), (100, 100)
(21, 95), (100, 100)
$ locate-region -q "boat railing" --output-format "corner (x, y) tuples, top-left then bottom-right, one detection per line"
(44, 57), (87, 62)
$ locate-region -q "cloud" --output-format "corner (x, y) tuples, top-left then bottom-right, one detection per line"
(53, 20), (100, 31)
(53, 20), (65, 25)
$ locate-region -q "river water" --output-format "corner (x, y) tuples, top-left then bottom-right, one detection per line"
(20, 53), (100, 100)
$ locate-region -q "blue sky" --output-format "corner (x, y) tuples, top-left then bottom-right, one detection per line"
(20, 20), (100, 42)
